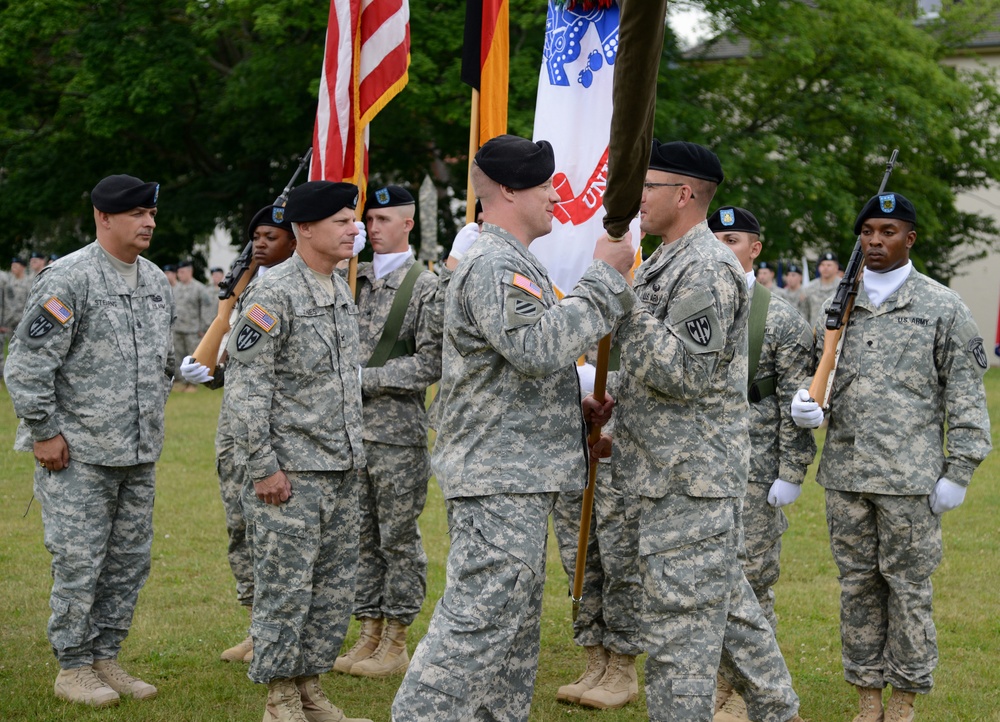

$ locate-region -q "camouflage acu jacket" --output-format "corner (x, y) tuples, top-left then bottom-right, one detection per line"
(5, 241), (175, 465)
(172, 278), (213, 334)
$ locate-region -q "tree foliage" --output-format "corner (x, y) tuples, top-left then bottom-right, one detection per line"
(0, 0), (997, 281)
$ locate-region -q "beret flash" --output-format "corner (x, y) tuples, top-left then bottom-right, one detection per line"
(247, 204), (294, 241)
(853, 192), (917, 235)
(474, 135), (555, 189)
(367, 184), (415, 210)
(819, 251), (838, 263)
(91, 174), (159, 213)
(708, 206), (760, 235)
(649, 140), (724, 184)
(285, 181), (359, 223)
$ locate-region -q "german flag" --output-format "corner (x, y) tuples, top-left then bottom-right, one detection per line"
(461, 0), (508, 144)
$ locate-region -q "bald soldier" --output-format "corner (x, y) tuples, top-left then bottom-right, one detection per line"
(611, 141), (804, 722)
(792, 193), (991, 722)
(391, 134), (636, 722)
(709, 206), (817, 720)
(225, 181), (371, 722)
(333, 184), (443, 679)
(5, 175), (173, 708)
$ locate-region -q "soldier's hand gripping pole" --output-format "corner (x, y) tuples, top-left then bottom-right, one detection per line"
(808, 149), (898, 408)
(192, 148), (312, 375)
(572, 334), (612, 621)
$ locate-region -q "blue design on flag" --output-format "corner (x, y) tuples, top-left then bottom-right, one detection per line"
(544, 5), (619, 88)
(880, 194), (896, 213)
(721, 209), (735, 227)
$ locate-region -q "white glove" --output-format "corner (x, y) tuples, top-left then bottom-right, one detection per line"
(791, 389), (824, 428)
(180, 356), (213, 384)
(767, 478), (802, 508)
(929, 476), (966, 515)
(449, 222), (480, 260)
(353, 222), (367, 257)
(575, 363), (597, 395)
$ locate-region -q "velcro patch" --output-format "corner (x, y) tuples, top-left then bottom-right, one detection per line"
(28, 314), (55, 339)
(511, 273), (542, 299)
(235, 325), (262, 352)
(685, 315), (712, 346)
(246, 303), (277, 332)
(43, 297), (73, 325)
(969, 336), (988, 370)
(514, 299), (537, 316)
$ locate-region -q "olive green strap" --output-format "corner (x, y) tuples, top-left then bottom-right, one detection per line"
(365, 261), (423, 368)
(747, 283), (771, 399)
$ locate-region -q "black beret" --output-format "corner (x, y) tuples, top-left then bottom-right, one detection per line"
(285, 181), (359, 223)
(12, 257), (25, 265)
(786, 263), (802, 274)
(177, 259), (194, 269)
(367, 184), (414, 210)
(91, 174), (159, 213)
(853, 192), (917, 235)
(708, 206), (759, 235)
(163, 264), (177, 272)
(819, 251), (838, 263)
(30, 251), (46, 260)
(247, 204), (294, 241)
(474, 135), (555, 189)
(649, 140), (724, 184)
(209, 267), (224, 274)
(48, 253), (59, 261)
(757, 260), (772, 270)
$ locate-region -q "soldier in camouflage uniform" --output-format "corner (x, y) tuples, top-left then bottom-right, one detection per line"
(180, 204), (298, 664)
(1, 257), (31, 375)
(710, 206), (817, 721)
(172, 258), (213, 391)
(612, 141), (803, 722)
(802, 251), (840, 328)
(792, 193), (991, 722)
(332, 184), (443, 679)
(4, 175), (172, 708)
(225, 180), (371, 722)
(391, 134), (636, 722)
(779, 263), (808, 319)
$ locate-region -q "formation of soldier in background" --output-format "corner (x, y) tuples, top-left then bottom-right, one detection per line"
(2, 135), (992, 722)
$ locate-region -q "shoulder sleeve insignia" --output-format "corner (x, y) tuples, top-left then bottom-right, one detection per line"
(969, 336), (988, 371)
(511, 273), (543, 299)
(43, 297), (73, 325)
(246, 303), (277, 332)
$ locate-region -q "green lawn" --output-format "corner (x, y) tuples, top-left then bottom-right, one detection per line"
(1, 371), (998, 721)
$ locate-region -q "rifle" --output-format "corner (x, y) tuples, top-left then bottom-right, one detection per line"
(191, 148), (312, 375)
(808, 149), (898, 408)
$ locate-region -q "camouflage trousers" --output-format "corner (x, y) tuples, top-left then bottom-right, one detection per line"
(0, 328), (12, 376)
(392, 492), (555, 722)
(34, 461), (156, 669)
(216, 406), (254, 607)
(826, 489), (942, 693)
(173, 331), (200, 380)
(353, 442), (430, 626)
(243, 470), (359, 684)
(738, 482), (789, 633)
(639, 494), (799, 722)
(552, 461), (643, 655)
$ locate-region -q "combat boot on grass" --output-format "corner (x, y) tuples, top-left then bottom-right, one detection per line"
(263, 678), (308, 722)
(715, 690), (749, 721)
(333, 617), (382, 674)
(715, 675), (735, 713)
(92, 658), (157, 700)
(852, 686), (885, 722)
(296, 675), (373, 722)
(351, 619), (409, 678)
(578, 652), (638, 709)
(221, 635), (254, 663)
(556, 645), (608, 704)
(54, 665), (119, 708)
(884, 689), (916, 722)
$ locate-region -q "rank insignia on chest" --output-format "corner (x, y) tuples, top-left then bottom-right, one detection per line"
(236, 325), (262, 351)
(511, 273), (542, 299)
(43, 297), (73, 325)
(246, 303), (277, 332)
(685, 315), (712, 346)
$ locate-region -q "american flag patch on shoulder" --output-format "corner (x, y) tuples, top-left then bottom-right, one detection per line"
(43, 297), (73, 324)
(511, 273), (542, 299)
(246, 303), (277, 332)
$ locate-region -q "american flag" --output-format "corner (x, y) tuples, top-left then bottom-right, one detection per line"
(310, 0), (410, 185)
(247, 304), (277, 332)
(43, 297), (72, 324)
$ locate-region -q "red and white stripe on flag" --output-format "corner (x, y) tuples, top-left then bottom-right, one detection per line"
(530, 1), (639, 292)
(311, 0), (410, 184)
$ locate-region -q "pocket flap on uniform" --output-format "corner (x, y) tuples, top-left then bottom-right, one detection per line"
(671, 676), (715, 697)
(252, 503), (309, 539)
(250, 620), (282, 643)
(639, 502), (733, 556)
(418, 663), (469, 700)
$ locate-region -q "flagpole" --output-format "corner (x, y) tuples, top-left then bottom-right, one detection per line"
(467, 89), (480, 224)
(349, 124), (368, 296)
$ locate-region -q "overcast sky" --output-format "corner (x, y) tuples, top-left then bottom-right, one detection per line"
(668, 5), (711, 49)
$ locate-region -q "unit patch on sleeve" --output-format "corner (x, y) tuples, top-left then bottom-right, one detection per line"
(969, 336), (988, 370)
(17, 295), (74, 349)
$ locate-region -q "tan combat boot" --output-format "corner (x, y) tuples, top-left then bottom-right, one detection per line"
(884, 689), (916, 722)
(333, 617), (383, 674)
(715, 690), (749, 721)
(221, 635), (254, 663)
(263, 678), (308, 722)
(578, 652), (639, 709)
(92, 658), (157, 700)
(296, 676), (373, 722)
(852, 686), (885, 722)
(715, 675), (735, 713)
(53, 665), (120, 708)
(350, 619), (409, 678)
(556, 645), (608, 704)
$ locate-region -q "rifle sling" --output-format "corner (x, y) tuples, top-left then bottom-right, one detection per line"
(362, 261), (423, 368)
(747, 283), (775, 403)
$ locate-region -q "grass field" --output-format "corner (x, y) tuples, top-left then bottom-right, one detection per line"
(1, 371), (998, 722)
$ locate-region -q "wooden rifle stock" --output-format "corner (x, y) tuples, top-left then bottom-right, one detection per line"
(572, 334), (612, 620)
(191, 260), (260, 376)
